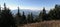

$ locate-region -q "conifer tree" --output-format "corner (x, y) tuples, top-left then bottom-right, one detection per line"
(39, 7), (47, 21)
(48, 4), (60, 20)
(38, 11), (43, 22)
(30, 12), (34, 23)
(1, 3), (16, 27)
(42, 7), (47, 21)
(0, 5), (2, 25)
(15, 7), (21, 25)
(27, 12), (34, 23)
(0, 5), (1, 18)
(27, 13), (31, 23)
(21, 11), (26, 24)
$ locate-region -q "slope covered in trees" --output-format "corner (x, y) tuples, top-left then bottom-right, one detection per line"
(0, 3), (60, 27)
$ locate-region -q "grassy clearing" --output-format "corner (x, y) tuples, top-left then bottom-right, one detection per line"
(18, 20), (60, 27)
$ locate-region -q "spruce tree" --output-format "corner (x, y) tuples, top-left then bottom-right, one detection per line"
(27, 12), (34, 23)
(15, 7), (21, 25)
(39, 7), (47, 21)
(0, 5), (1, 18)
(30, 12), (34, 23)
(38, 11), (43, 22)
(48, 4), (60, 20)
(42, 7), (47, 21)
(1, 3), (16, 27)
(0, 5), (2, 26)
(21, 11), (26, 24)
(27, 13), (31, 23)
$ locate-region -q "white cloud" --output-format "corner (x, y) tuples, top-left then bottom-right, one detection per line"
(1, 4), (54, 10)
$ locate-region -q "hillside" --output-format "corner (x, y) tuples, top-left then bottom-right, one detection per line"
(18, 20), (60, 27)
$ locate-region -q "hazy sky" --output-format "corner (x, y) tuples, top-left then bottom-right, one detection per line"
(0, 0), (60, 10)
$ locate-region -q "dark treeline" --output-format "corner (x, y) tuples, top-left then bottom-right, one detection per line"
(0, 3), (60, 27)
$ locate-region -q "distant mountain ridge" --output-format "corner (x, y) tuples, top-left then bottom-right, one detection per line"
(11, 9), (49, 16)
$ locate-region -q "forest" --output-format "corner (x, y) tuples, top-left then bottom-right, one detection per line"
(0, 3), (60, 27)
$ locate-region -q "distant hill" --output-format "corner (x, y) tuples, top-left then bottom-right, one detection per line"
(11, 9), (49, 16)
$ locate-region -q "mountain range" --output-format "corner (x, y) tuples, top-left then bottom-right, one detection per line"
(11, 9), (49, 16)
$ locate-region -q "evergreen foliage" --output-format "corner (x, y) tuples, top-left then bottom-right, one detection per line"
(0, 3), (16, 27)
(1, 3), (60, 27)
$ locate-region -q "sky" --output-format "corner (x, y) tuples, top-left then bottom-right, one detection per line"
(0, 0), (60, 10)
